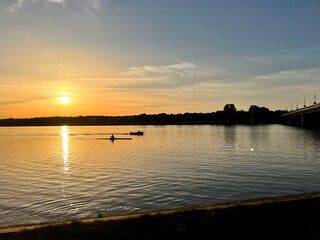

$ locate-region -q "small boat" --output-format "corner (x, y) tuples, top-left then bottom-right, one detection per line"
(129, 131), (144, 135)
(110, 137), (132, 141)
(98, 137), (132, 141)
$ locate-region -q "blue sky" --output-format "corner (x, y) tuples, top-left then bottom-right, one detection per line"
(0, 0), (319, 117)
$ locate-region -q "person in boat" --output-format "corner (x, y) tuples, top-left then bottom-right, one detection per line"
(111, 134), (115, 141)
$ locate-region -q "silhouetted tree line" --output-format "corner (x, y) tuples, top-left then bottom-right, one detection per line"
(0, 104), (287, 126)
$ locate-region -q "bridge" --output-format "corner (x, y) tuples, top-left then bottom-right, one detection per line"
(280, 103), (320, 129)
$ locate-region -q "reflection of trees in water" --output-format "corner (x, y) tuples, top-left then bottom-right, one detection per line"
(249, 125), (271, 149)
(223, 125), (236, 149)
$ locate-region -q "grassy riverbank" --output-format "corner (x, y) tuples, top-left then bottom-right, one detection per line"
(1, 192), (319, 240)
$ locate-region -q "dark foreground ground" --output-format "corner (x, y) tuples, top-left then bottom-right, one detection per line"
(1, 192), (319, 240)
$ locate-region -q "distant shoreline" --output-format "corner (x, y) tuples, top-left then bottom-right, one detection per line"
(0, 107), (287, 127)
(0, 121), (262, 127)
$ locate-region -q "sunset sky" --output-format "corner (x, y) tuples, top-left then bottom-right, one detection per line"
(0, 0), (319, 118)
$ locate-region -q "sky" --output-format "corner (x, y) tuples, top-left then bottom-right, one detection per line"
(0, 0), (320, 118)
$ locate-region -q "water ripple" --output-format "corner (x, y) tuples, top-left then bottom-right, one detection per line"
(0, 125), (320, 227)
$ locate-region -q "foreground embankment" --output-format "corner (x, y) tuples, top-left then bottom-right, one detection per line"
(1, 192), (319, 240)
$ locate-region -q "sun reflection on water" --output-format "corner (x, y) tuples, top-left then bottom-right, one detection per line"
(61, 126), (69, 174)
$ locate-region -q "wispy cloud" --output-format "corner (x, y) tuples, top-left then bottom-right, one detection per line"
(7, 0), (25, 12)
(243, 46), (320, 65)
(88, 0), (101, 11)
(243, 54), (301, 65)
(72, 0), (102, 22)
(243, 56), (279, 65)
(282, 46), (320, 54)
(7, 0), (66, 12)
(124, 62), (197, 77)
(6, 0), (101, 16)
(251, 68), (320, 86)
(0, 96), (48, 106)
(48, 0), (65, 3)
(251, 74), (320, 109)
(279, 55), (300, 61)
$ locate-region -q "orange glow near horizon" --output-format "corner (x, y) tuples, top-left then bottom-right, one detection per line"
(0, 87), (228, 118)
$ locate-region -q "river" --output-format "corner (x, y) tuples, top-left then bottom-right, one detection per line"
(0, 124), (319, 227)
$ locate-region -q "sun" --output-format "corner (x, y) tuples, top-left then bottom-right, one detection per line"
(57, 96), (71, 105)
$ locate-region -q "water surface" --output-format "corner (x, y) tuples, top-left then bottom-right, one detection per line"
(0, 125), (319, 227)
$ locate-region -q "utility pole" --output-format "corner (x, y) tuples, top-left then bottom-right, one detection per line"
(304, 95), (309, 107)
(314, 90), (320, 104)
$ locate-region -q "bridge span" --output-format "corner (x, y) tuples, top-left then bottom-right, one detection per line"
(280, 103), (320, 129)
